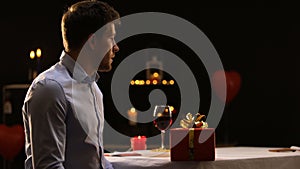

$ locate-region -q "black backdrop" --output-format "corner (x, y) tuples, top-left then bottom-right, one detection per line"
(1, 0), (300, 168)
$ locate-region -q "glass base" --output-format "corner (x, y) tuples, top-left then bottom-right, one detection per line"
(151, 148), (170, 152)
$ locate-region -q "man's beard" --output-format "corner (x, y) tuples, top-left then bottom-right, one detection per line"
(98, 60), (112, 72)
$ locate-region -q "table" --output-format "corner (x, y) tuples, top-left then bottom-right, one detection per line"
(106, 147), (300, 169)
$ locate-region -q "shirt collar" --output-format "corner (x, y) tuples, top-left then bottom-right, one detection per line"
(59, 51), (100, 83)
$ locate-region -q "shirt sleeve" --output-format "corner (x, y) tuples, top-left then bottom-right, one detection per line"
(104, 156), (114, 169)
(26, 79), (67, 168)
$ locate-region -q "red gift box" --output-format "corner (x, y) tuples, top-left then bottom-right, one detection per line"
(170, 128), (215, 161)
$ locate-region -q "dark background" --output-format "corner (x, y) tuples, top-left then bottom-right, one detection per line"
(1, 0), (300, 168)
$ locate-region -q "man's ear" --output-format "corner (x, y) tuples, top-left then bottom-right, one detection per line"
(87, 33), (97, 50)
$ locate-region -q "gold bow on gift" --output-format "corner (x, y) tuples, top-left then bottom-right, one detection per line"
(194, 113), (208, 128)
(180, 113), (195, 128)
(180, 113), (208, 129)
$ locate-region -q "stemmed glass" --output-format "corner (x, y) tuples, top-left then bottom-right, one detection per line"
(153, 105), (172, 151)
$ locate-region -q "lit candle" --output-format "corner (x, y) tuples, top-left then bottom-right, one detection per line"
(131, 136), (147, 151)
(128, 108), (137, 126)
(36, 48), (42, 74)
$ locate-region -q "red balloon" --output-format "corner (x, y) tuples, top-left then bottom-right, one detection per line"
(212, 70), (241, 104)
(0, 124), (25, 160)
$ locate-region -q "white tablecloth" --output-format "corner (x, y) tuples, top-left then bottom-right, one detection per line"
(106, 147), (300, 169)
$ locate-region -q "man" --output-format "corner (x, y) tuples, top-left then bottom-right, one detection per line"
(22, 0), (120, 168)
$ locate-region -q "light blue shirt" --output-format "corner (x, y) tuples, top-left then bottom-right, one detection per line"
(22, 51), (113, 169)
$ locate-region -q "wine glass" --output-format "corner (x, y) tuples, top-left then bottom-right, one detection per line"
(153, 105), (172, 151)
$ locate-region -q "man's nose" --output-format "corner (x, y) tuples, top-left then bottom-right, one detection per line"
(113, 44), (119, 53)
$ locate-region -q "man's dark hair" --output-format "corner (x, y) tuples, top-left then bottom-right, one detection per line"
(61, 0), (120, 52)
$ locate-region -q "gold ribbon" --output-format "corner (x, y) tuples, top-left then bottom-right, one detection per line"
(180, 113), (194, 128)
(188, 128), (194, 160)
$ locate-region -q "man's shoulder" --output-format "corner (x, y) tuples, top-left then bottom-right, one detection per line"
(34, 63), (71, 86)
(28, 63), (71, 94)
(25, 66), (69, 102)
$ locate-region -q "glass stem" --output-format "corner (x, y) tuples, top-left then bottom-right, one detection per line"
(161, 130), (165, 149)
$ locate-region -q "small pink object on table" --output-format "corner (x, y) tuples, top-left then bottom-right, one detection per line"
(131, 136), (147, 151)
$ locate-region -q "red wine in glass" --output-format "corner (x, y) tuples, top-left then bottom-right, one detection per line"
(154, 116), (172, 131)
(153, 105), (172, 150)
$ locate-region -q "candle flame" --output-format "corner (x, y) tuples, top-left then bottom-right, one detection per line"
(36, 48), (42, 58)
(30, 50), (35, 59)
(130, 107), (136, 113)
